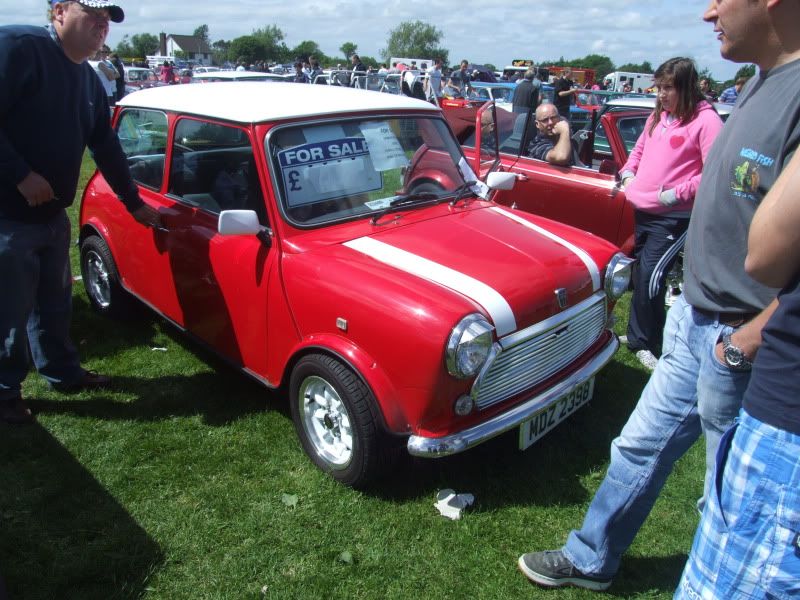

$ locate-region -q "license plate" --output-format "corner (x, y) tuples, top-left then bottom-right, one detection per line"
(518, 378), (595, 450)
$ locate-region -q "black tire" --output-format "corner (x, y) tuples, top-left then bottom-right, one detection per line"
(79, 235), (137, 319)
(407, 180), (445, 195)
(289, 354), (394, 487)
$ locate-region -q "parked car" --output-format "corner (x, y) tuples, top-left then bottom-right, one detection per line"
(192, 71), (293, 83)
(78, 84), (632, 487)
(124, 66), (163, 90)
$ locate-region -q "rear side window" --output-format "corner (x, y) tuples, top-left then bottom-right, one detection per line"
(168, 119), (266, 223)
(117, 109), (168, 190)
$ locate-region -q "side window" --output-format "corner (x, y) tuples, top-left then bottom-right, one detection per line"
(618, 117), (647, 153)
(117, 109), (168, 190)
(168, 119), (267, 223)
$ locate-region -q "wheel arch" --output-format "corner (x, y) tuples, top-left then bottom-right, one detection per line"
(282, 336), (410, 438)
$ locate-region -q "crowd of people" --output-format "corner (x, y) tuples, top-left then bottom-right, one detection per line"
(1, 0), (798, 598)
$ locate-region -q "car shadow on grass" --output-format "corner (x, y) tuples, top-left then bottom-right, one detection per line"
(368, 358), (652, 509)
(0, 423), (164, 600)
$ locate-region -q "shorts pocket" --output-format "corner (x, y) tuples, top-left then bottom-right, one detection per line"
(761, 486), (800, 599)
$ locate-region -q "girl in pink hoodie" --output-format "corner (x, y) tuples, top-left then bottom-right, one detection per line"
(620, 57), (723, 369)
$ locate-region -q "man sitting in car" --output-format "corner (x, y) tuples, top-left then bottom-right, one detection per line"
(526, 104), (573, 166)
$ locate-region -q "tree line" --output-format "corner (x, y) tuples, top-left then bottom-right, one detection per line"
(113, 20), (752, 88)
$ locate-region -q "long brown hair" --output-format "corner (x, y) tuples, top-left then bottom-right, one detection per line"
(648, 57), (705, 136)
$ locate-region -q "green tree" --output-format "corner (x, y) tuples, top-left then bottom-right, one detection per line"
(211, 39), (230, 65)
(229, 35), (267, 65)
(571, 54), (615, 79)
(616, 61), (653, 74)
(193, 25), (210, 47)
(381, 20), (448, 65)
(114, 35), (134, 59)
(340, 42), (357, 61)
(292, 40), (322, 61)
(735, 64), (756, 80)
(252, 25), (290, 62)
(129, 33), (159, 59)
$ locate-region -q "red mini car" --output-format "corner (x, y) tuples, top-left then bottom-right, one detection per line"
(79, 84), (632, 486)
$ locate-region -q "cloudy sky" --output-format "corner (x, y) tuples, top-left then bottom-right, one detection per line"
(5, 0), (742, 81)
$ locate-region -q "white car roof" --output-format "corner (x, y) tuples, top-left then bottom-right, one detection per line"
(191, 70), (290, 82)
(117, 82), (438, 123)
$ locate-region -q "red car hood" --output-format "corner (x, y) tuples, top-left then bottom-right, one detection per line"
(336, 204), (611, 335)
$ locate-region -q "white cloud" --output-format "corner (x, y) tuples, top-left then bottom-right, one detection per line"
(0, 0), (740, 80)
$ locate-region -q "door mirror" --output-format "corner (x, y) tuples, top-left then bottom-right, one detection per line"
(486, 171), (516, 190)
(218, 210), (262, 236)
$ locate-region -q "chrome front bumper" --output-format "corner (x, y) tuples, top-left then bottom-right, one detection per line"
(406, 334), (619, 457)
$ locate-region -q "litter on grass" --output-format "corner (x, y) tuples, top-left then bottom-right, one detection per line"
(434, 488), (474, 520)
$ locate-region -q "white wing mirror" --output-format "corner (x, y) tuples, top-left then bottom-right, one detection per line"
(486, 171), (517, 191)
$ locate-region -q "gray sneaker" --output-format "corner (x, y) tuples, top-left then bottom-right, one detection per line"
(635, 349), (659, 371)
(518, 550), (612, 591)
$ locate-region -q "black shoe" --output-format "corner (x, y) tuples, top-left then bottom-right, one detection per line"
(0, 396), (36, 425)
(53, 370), (112, 392)
(518, 550), (612, 591)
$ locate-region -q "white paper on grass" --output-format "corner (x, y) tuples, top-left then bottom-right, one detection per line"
(360, 121), (409, 172)
(434, 488), (475, 520)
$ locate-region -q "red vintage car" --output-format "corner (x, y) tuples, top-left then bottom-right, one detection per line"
(79, 83), (632, 487)
(442, 102), (654, 256)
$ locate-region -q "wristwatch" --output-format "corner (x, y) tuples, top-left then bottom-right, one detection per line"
(722, 333), (752, 371)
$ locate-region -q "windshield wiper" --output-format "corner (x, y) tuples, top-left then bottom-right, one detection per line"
(370, 191), (444, 224)
(449, 181), (477, 206)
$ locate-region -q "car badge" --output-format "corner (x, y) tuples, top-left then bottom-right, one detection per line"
(555, 288), (568, 309)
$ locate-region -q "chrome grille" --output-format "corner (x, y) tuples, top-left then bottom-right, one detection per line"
(472, 292), (607, 410)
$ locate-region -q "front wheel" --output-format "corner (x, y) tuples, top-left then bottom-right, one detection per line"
(289, 354), (394, 487)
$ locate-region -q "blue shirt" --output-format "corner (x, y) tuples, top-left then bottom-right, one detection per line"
(718, 85), (738, 104)
(0, 25), (141, 222)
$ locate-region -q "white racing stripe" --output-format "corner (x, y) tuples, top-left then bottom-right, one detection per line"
(344, 236), (517, 336)
(490, 206), (601, 291)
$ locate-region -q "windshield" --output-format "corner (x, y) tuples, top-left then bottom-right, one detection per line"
(268, 116), (470, 227)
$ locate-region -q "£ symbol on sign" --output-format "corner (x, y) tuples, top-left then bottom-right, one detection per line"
(288, 170), (302, 191)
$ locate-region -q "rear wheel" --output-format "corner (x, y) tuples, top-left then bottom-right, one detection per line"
(79, 235), (137, 319)
(289, 354), (395, 487)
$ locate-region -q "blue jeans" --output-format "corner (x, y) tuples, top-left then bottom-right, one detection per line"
(0, 211), (83, 400)
(562, 294), (751, 579)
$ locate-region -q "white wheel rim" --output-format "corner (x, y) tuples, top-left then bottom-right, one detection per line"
(85, 249), (111, 308)
(298, 375), (353, 468)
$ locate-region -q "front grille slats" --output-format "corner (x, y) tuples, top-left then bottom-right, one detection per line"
(473, 295), (607, 410)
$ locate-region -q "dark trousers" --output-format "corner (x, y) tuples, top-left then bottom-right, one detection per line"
(627, 210), (689, 356)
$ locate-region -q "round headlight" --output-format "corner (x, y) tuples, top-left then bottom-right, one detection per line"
(604, 253), (634, 300)
(446, 314), (495, 379)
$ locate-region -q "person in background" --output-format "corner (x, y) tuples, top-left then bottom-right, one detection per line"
(308, 57), (322, 83)
(293, 61), (309, 84)
(619, 57), (723, 370)
(699, 77), (718, 102)
(517, 0), (800, 590)
(0, 0), (161, 424)
(424, 58), (443, 102)
(94, 46), (118, 105)
(511, 68), (541, 115)
(719, 76), (747, 103)
(526, 104), (573, 166)
(109, 52), (125, 101)
(553, 67), (576, 120)
(675, 138), (800, 600)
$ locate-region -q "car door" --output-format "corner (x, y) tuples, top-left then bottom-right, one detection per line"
(160, 117), (276, 372)
(461, 104), (632, 252)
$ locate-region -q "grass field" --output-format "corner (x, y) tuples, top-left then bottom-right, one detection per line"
(0, 156), (705, 599)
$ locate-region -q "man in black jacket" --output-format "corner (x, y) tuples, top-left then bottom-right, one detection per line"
(511, 68), (541, 114)
(0, 0), (161, 424)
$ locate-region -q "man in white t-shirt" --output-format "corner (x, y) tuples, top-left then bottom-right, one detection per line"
(93, 47), (118, 105)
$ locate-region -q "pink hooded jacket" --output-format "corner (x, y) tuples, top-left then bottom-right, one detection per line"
(621, 101), (723, 215)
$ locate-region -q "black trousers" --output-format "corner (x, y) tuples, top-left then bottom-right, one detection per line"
(626, 210), (689, 356)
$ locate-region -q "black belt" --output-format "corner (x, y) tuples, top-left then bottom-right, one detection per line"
(693, 307), (756, 328)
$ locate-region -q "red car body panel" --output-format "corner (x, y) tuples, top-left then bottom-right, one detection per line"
(442, 106), (651, 256)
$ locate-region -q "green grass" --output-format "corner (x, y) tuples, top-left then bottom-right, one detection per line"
(0, 156), (705, 599)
